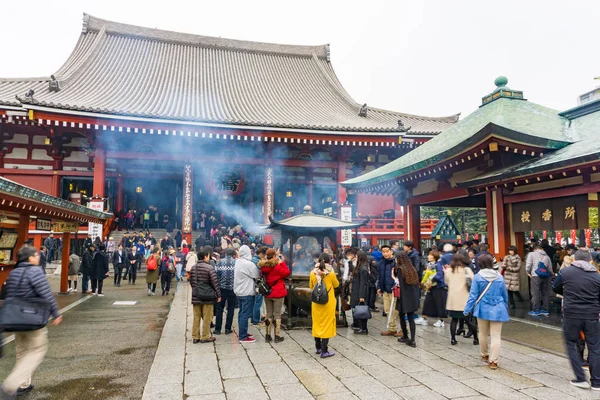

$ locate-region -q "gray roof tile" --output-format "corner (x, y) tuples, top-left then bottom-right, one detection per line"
(0, 14), (458, 134)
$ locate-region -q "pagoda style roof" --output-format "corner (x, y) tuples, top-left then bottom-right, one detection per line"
(460, 99), (600, 187)
(266, 206), (368, 230)
(342, 78), (572, 190)
(0, 14), (458, 135)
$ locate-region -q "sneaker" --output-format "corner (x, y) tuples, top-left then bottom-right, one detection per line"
(239, 337), (256, 343)
(315, 348), (322, 354)
(17, 384), (34, 395)
(592, 385), (600, 391)
(147, 290), (152, 296)
(528, 310), (540, 316)
(225, 329), (232, 334)
(482, 355), (489, 362)
(414, 317), (428, 326)
(320, 351), (335, 358)
(151, 292), (156, 296)
(540, 310), (550, 316)
(433, 320), (445, 328)
(91, 292), (97, 296)
(97, 294), (104, 297)
(571, 380), (590, 389)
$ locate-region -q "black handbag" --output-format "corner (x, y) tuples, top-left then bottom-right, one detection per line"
(192, 266), (217, 302)
(353, 304), (372, 320)
(0, 267), (51, 332)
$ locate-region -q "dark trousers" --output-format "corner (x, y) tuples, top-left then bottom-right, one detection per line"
(399, 312), (416, 340)
(508, 290), (524, 307)
(356, 318), (368, 331)
(531, 276), (550, 312)
(252, 294), (263, 324)
(315, 337), (330, 353)
(368, 285), (377, 309)
(215, 289), (236, 332)
(82, 274), (89, 292)
(161, 271), (172, 294)
(147, 283), (157, 293)
(128, 264), (138, 283)
(91, 279), (104, 294)
(563, 317), (600, 386)
(114, 264), (124, 285)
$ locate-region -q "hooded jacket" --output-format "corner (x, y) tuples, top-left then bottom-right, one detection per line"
(258, 258), (290, 298)
(526, 249), (552, 277)
(464, 269), (509, 322)
(234, 245), (260, 297)
(553, 260), (600, 320)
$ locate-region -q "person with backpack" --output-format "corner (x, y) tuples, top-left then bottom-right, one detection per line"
(0, 246), (62, 399)
(146, 248), (160, 296)
(526, 244), (554, 316)
(310, 253), (339, 358)
(174, 247), (185, 282)
(160, 250), (175, 296)
(464, 254), (509, 370)
(258, 248), (290, 343)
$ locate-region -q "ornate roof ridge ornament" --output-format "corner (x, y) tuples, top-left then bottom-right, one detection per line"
(481, 76), (526, 106)
(397, 119), (411, 132)
(49, 75), (61, 93)
(359, 103), (368, 117)
(15, 89), (35, 103)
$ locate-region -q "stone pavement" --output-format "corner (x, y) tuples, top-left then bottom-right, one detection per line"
(143, 285), (595, 400)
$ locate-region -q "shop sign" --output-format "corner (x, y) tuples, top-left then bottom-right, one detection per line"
(88, 201), (104, 241)
(36, 218), (51, 231)
(340, 203), (353, 247)
(54, 221), (79, 233)
(511, 195), (588, 232)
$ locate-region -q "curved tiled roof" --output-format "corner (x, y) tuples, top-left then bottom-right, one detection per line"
(0, 14), (458, 134)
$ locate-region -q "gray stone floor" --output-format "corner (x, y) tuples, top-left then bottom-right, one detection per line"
(143, 285), (595, 400)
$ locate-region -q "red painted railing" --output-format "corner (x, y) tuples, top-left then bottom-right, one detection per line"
(358, 218), (438, 233)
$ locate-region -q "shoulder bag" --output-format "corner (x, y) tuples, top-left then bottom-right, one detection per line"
(192, 265), (217, 302)
(353, 303), (372, 320)
(0, 267), (51, 332)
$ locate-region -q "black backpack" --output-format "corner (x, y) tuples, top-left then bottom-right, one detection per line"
(255, 277), (272, 296)
(311, 280), (329, 304)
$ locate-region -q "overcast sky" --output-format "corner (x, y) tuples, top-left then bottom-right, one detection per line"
(1, 0), (598, 118)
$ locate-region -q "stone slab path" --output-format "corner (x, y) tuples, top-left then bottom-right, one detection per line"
(143, 285), (594, 400)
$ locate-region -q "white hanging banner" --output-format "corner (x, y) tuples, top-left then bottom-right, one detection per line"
(88, 201), (104, 242)
(340, 203), (353, 247)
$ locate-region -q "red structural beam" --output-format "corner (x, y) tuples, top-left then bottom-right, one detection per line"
(407, 187), (469, 205)
(503, 182), (600, 204)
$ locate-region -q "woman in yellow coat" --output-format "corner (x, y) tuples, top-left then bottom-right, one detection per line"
(310, 253), (340, 358)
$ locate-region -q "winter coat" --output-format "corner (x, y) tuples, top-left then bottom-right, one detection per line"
(464, 270), (509, 322)
(553, 260), (600, 320)
(445, 266), (474, 312)
(215, 256), (236, 290)
(80, 250), (94, 275)
(186, 251), (198, 273)
(68, 254), (80, 276)
(190, 261), (220, 305)
(501, 254), (522, 292)
(90, 251), (109, 280)
(407, 249), (422, 274)
(39, 251), (47, 270)
(4, 261), (60, 319)
(395, 266), (421, 314)
(310, 265), (339, 339)
(434, 253), (452, 288)
(145, 254), (160, 284)
(377, 257), (396, 293)
(233, 245), (260, 297)
(525, 249), (552, 278)
(350, 264), (369, 308)
(106, 240), (116, 253)
(258, 258), (290, 299)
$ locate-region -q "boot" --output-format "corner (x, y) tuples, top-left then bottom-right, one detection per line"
(274, 319), (284, 343)
(264, 319), (272, 343)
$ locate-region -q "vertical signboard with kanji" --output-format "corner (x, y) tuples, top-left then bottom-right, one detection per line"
(182, 165), (193, 234)
(264, 166), (274, 224)
(340, 203), (352, 247)
(88, 201), (104, 242)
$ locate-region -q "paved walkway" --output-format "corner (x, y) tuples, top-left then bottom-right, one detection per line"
(143, 285), (594, 400)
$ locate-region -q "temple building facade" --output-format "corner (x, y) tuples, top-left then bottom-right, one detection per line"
(0, 14), (457, 241)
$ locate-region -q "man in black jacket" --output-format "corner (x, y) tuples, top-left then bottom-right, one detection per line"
(80, 244), (95, 294)
(553, 250), (600, 391)
(90, 247), (109, 296)
(362, 246), (379, 312)
(112, 244), (126, 287)
(126, 246), (142, 285)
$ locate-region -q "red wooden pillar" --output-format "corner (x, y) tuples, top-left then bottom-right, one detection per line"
(116, 174), (124, 212)
(337, 161), (347, 205)
(93, 145), (106, 198)
(60, 232), (71, 294)
(406, 204), (421, 251)
(14, 214), (29, 260)
(486, 189), (509, 256)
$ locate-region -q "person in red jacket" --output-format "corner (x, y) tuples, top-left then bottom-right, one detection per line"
(258, 248), (290, 343)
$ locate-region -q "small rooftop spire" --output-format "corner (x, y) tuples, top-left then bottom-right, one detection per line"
(481, 76), (525, 106)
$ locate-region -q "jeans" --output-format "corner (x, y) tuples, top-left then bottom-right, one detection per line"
(143, 220), (150, 229)
(531, 276), (550, 312)
(237, 296), (255, 340)
(81, 275), (89, 292)
(91, 279), (104, 294)
(215, 289), (236, 332)
(147, 283), (157, 293)
(563, 317), (600, 386)
(175, 264), (183, 281)
(252, 294), (263, 324)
